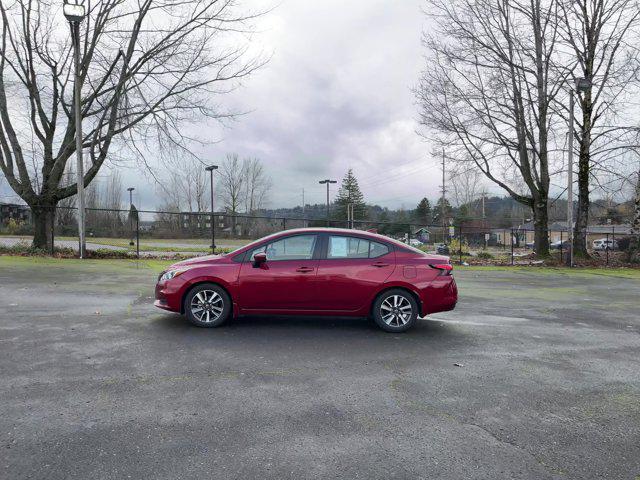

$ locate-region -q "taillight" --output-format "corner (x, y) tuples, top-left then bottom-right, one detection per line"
(430, 264), (453, 275)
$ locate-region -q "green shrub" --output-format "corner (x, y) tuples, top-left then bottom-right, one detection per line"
(0, 242), (74, 256)
(476, 251), (494, 259)
(3, 218), (21, 235)
(448, 238), (470, 255)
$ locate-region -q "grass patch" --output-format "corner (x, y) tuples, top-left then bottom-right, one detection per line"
(457, 264), (640, 279)
(0, 255), (175, 274)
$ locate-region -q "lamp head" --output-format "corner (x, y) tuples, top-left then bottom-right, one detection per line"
(205, 165), (218, 172)
(575, 77), (591, 92)
(63, 0), (86, 22)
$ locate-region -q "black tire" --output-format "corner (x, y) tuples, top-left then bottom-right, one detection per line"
(372, 289), (418, 333)
(184, 283), (231, 328)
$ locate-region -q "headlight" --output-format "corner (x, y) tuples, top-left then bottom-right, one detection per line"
(159, 268), (188, 282)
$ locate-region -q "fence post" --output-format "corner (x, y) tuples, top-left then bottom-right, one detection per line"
(612, 226), (615, 251)
(136, 216), (140, 259)
(459, 225), (463, 264)
(49, 206), (55, 256)
(407, 224), (411, 244)
(559, 230), (563, 264)
(282, 217), (287, 231)
(606, 232), (609, 266)
(511, 228), (514, 266)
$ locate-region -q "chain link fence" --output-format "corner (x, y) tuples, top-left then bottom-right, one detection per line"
(0, 204), (635, 265)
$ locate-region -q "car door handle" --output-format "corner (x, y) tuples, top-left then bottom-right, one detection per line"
(372, 262), (390, 268)
(296, 267), (315, 273)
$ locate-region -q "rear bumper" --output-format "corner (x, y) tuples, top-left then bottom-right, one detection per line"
(421, 276), (457, 315)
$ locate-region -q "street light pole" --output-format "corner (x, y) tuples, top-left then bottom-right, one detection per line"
(206, 165), (218, 253)
(64, 0), (86, 258)
(567, 90), (574, 267)
(319, 179), (337, 227)
(567, 77), (591, 267)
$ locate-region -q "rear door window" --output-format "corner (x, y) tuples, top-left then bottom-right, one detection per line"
(327, 236), (389, 259)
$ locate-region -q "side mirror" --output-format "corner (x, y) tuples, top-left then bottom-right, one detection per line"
(252, 252), (267, 268)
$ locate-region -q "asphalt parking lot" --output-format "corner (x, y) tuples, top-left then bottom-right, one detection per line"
(1, 258), (639, 480)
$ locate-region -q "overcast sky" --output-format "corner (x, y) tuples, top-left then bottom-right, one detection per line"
(177, 0), (445, 211)
(0, 0), (498, 210)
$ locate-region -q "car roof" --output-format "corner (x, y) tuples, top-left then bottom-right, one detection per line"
(273, 227), (409, 245)
(233, 227), (415, 254)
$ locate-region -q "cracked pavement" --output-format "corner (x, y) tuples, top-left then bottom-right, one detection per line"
(1, 258), (639, 479)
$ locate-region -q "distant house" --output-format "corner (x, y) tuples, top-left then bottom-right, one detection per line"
(413, 227), (430, 243)
(489, 221), (631, 247)
(0, 202), (30, 225)
(180, 211), (235, 235)
(138, 220), (155, 233)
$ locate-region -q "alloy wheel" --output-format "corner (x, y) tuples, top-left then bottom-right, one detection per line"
(190, 290), (224, 323)
(380, 295), (413, 327)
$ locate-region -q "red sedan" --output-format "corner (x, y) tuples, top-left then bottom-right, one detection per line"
(155, 228), (457, 332)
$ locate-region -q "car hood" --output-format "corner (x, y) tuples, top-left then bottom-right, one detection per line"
(168, 254), (224, 269)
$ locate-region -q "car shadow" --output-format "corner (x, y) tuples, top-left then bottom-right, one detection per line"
(151, 311), (463, 342)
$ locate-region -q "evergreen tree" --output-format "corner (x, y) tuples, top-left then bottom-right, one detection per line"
(454, 204), (472, 224)
(414, 198), (432, 225)
(433, 198), (454, 225)
(335, 169), (367, 221)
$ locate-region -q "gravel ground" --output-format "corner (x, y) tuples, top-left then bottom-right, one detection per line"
(1, 258), (639, 480)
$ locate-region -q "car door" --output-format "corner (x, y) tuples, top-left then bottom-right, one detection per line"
(313, 234), (395, 311)
(237, 233), (320, 311)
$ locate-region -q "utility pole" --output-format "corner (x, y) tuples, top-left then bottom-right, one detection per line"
(64, 0), (87, 258)
(206, 165), (218, 253)
(347, 190), (352, 229)
(319, 179), (337, 227)
(302, 188), (306, 227)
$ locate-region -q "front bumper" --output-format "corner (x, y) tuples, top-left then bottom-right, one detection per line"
(154, 280), (182, 312)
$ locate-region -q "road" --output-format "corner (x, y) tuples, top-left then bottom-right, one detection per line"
(1, 259), (639, 479)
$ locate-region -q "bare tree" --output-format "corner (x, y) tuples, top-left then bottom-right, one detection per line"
(218, 153), (245, 233)
(0, 0), (265, 248)
(243, 157), (270, 214)
(161, 159), (209, 213)
(558, 0), (640, 256)
(417, 0), (566, 257)
(448, 166), (485, 216)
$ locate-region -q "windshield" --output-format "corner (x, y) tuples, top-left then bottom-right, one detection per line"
(222, 231), (288, 257)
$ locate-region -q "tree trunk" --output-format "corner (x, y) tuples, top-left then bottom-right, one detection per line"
(532, 197), (550, 258)
(631, 171), (640, 256)
(31, 204), (56, 251)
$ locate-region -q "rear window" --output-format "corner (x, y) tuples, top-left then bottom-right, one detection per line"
(327, 236), (389, 259)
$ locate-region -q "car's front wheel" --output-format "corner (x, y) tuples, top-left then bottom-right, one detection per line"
(372, 289), (419, 332)
(184, 283), (231, 328)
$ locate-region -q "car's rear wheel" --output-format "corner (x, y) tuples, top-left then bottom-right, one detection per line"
(372, 289), (418, 332)
(184, 283), (231, 328)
